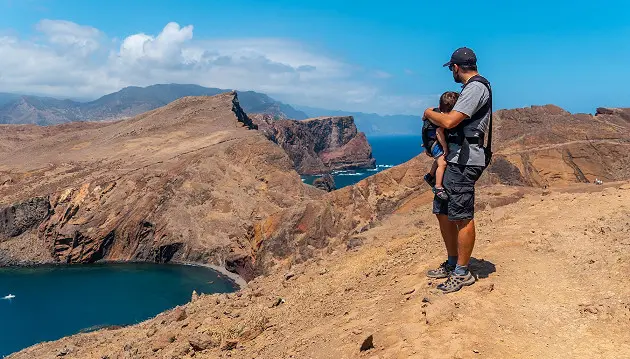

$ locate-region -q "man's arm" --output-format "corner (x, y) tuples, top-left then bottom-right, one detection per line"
(423, 109), (468, 129)
(425, 82), (489, 129)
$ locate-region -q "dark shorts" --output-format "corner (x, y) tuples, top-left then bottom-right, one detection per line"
(432, 164), (485, 221)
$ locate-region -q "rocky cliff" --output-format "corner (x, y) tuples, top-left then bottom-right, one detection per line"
(251, 114), (376, 174)
(0, 92), (321, 280)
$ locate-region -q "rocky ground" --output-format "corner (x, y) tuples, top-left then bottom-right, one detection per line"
(10, 181), (630, 358)
(3, 98), (630, 358)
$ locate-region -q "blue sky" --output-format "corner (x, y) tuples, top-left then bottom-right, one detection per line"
(0, 0), (628, 114)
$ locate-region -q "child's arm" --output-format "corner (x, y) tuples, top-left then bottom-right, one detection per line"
(435, 127), (448, 155)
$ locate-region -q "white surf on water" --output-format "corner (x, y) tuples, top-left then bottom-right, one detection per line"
(334, 172), (365, 176)
(331, 164), (394, 176)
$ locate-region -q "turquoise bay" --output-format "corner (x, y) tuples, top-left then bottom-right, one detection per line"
(302, 135), (423, 188)
(0, 263), (237, 357)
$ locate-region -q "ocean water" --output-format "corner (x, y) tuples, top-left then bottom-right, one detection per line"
(0, 263), (237, 357)
(303, 135), (423, 188)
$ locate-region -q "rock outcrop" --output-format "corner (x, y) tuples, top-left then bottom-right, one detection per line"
(251, 114), (376, 174)
(0, 92), (322, 279)
(484, 105), (630, 187)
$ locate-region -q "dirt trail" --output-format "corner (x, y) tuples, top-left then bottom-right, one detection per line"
(498, 138), (627, 156)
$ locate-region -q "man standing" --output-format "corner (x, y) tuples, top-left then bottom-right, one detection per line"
(422, 47), (493, 293)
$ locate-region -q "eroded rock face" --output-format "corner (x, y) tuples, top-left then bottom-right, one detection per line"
(251, 114), (376, 174)
(0, 92), (322, 278)
(0, 197), (50, 239)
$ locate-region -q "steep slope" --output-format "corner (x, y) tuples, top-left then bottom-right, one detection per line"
(0, 92), (321, 280)
(252, 114), (376, 174)
(0, 84), (309, 125)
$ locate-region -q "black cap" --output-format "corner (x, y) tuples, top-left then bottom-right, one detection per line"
(443, 47), (477, 67)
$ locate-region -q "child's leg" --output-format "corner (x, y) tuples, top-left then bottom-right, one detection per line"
(429, 160), (438, 177)
(435, 154), (448, 189)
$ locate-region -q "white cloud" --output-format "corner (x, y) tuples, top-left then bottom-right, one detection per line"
(36, 19), (103, 55)
(0, 20), (430, 114)
(117, 22), (193, 66)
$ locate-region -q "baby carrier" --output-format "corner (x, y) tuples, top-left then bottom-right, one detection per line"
(447, 75), (493, 167)
(422, 108), (441, 154)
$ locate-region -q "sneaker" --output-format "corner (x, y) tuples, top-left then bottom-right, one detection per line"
(433, 187), (448, 201)
(437, 271), (476, 293)
(426, 261), (455, 279)
(424, 173), (436, 187)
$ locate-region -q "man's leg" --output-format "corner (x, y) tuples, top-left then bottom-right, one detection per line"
(455, 219), (475, 267)
(437, 214), (458, 258)
(427, 214), (459, 278)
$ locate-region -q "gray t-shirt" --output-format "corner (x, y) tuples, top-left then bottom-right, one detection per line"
(446, 81), (490, 167)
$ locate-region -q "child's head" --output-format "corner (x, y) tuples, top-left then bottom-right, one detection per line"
(439, 91), (459, 113)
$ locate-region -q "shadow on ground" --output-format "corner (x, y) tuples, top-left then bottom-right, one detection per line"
(469, 257), (496, 279)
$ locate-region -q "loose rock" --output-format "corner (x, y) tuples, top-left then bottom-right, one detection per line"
(360, 335), (374, 351)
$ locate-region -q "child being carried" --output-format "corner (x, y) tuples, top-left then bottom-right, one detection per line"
(422, 91), (459, 200)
